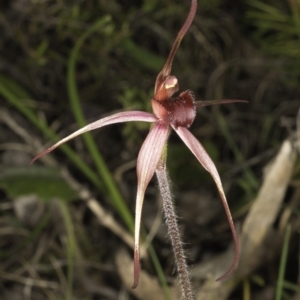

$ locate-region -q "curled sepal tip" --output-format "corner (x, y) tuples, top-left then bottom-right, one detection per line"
(173, 126), (239, 281)
(154, 0), (197, 94)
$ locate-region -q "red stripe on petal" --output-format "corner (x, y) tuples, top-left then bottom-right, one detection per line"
(174, 126), (240, 281)
(133, 121), (169, 288)
(31, 111), (157, 164)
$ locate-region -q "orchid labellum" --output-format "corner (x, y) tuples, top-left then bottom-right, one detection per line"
(32, 0), (246, 298)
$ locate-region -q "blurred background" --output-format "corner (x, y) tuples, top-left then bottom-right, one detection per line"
(0, 0), (300, 299)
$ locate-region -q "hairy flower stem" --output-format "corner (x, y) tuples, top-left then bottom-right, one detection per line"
(156, 162), (193, 300)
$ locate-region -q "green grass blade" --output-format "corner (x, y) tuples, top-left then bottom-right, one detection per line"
(59, 201), (76, 300)
(67, 16), (134, 231)
(282, 280), (300, 293)
(243, 278), (251, 300)
(0, 207), (51, 259)
(0, 79), (103, 191)
(121, 39), (164, 72)
(216, 110), (259, 191)
(147, 241), (172, 300)
(276, 224), (292, 300)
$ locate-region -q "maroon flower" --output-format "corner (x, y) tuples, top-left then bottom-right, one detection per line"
(32, 0), (246, 292)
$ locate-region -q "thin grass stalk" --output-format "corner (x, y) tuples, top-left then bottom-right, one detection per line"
(275, 224), (292, 300)
(156, 161), (193, 300)
(58, 202), (76, 300)
(215, 110), (259, 191)
(243, 278), (251, 300)
(146, 243), (173, 300)
(282, 280), (300, 293)
(0, 80), (104, 191)
(67, 16), (134, 231)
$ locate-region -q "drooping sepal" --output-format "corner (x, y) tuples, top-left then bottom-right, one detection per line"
(132, 121), (170, 288)
(173, 126), (240, 281)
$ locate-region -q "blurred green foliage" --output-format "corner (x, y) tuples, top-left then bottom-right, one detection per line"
(0, 167), (77, 201)
(247, 0), (300, 84)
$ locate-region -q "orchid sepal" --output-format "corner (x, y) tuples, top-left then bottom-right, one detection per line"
(30, 111), (157, 164)
(173, 126), (240, 281)
(195, 99), (248, 108)
(154, 0), (197, 94)
(132, 121), (170, 288)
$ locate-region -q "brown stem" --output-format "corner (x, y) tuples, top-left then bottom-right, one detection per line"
(156, 162), (194, 300)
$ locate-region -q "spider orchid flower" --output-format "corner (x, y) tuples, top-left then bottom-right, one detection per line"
(31, 0), (246, 291)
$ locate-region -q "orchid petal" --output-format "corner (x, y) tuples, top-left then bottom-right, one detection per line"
(173, 126), (239, 281)
(132, 121), (169, 288)
(31, 111), (157, 163)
